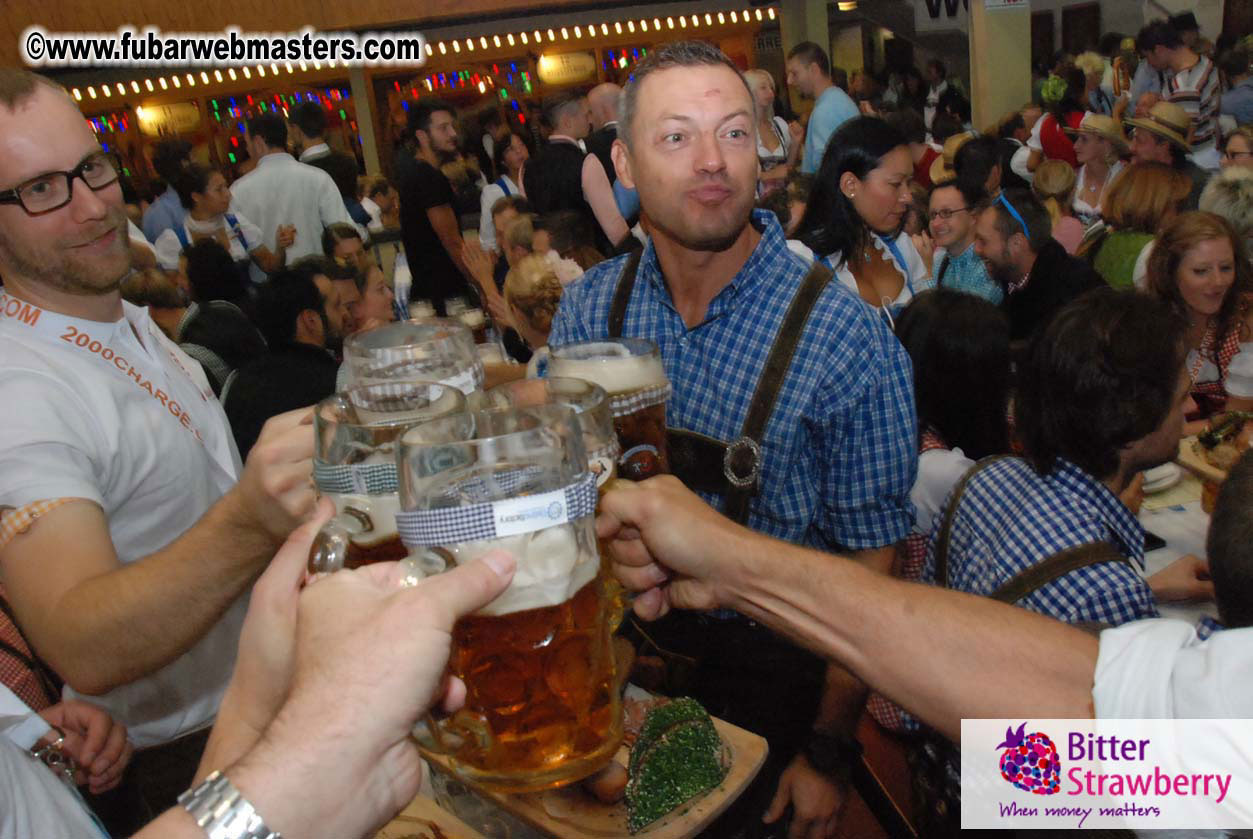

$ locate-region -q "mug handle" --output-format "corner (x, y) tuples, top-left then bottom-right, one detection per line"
(308, 517), (355, 574)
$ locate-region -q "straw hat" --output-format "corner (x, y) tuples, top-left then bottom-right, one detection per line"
(929, 131), (974, 184)
(1064, 112), (1129, 154)
(1123, 101), (1193, 153)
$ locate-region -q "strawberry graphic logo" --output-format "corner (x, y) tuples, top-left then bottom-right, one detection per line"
(996, 722), (1061, 795)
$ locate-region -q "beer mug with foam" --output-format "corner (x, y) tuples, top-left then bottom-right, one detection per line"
(342, 320), (484, 400)
(397, 404), (623, 791)
(309, 381), (466, 573)
(486, 377), (619, 490)
(546, 338), (672, 481)
(487, 377), (631, 629)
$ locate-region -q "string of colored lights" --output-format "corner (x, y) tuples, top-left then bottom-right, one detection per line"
(68, 6), (776, 103)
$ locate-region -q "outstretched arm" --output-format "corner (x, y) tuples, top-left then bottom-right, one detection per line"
(599, 477), (1100, 739)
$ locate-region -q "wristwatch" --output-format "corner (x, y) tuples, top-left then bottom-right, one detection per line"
(802, 732), (863, 781)
(178, 770), (282, 839)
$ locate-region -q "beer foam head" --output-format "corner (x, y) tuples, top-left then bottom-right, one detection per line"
(445, 522), (598, 616)
(549, 342), (668, 396)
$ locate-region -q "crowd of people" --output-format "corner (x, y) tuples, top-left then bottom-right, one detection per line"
(1, 12), (1252, 838)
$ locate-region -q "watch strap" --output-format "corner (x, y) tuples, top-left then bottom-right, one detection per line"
(178, 770), (281, 839)
(803, 732), (863, 780)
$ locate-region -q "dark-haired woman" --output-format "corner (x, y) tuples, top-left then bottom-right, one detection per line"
(896, 289), (1012, 577)
(153, 163), (292, 281)
(866, 288), (1011, 733)
(794, 116), (932, 320)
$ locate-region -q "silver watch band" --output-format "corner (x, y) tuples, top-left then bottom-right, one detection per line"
(178, 770), (282, 839)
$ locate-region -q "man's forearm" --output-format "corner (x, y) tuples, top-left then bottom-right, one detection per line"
(806, 545), (892, 738)
(722, 534), (1099, 739)
(44, 492), (278, 694)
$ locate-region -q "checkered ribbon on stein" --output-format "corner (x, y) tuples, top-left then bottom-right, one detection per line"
(313, 461), (399, 495)
(607, 383), (671, 418)
(396, 471), (597, 547)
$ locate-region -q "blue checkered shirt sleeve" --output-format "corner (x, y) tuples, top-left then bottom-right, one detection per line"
(811, 319), (917, 550)
(921, 461), (1159, 627)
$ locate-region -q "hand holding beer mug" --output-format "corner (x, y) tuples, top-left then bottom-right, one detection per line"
(546, 338), (672, 481)
(396, 404), (623, 791)
(342, 320), (484, 399)
(309, 381), (466, 573)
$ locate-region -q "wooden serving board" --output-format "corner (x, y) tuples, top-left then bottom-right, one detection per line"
(421, 715), (768, 839)
(1175, 436), (1228, 483)
(375, 795), (487, 839)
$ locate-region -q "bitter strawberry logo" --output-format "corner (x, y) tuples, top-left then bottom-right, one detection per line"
(997, 722), (1061, 795)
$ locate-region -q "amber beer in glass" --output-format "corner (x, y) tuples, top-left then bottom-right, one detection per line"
(547, 338), (671, 481)
(487, 378), (628, 627)
(309, 382), (466, 572)
(398, 405), (622, 791)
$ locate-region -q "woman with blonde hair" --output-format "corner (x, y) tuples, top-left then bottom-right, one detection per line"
(743, 68), (802, 195)
(1081, 162), (1191, 288)
(1031, 159), (1084, 254)
(1064, 112), (1127, 227)
(1144, 211), (1253, 431)
(505, 253), (566, 377)
(1073, 51), (1113, 115)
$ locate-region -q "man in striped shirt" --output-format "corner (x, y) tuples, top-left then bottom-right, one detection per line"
(1138, 19), (1222, 170)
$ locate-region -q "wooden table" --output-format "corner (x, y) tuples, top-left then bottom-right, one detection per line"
(416, 713), (768, 839)
(375, 794), (486, 839)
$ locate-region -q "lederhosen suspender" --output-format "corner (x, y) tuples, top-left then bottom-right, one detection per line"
(934, 456), (1133, 606)
(607, 250), (834, 524)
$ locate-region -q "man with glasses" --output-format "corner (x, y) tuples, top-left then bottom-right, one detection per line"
(0, 70), (315, 827)
(973, 189), (1102, 344)
(927, 179), (1001, 304)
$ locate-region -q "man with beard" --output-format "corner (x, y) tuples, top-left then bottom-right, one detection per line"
(549, 41), (916, 839)
(222, 258), (350, 458)
(397, 99), (477, 315)
(972, 189), (1102, 344)
(0, 69), (315, 827)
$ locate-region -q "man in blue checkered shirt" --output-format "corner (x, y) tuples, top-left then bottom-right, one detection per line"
(548, 41), (915, 839)
(922, 289), (1213, 625)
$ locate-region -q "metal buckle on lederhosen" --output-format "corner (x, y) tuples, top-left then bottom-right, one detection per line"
(666, 428), (761, 498)
(607, 244), (833, 526)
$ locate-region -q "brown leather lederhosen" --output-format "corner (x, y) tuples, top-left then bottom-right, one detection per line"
(608, 249), (842, 839)
(606, 249), (834, 524)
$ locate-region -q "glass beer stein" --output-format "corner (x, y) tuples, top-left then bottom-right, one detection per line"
(342, 320), (484, 399)
(486, 377), (620, 489)
(396, 404), (623, 792)
(309, 381), (466, 573)
(546, 338), (672, 481)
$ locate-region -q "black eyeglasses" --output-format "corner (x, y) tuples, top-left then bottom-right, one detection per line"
(928, 207), (971, 221)
(0, 152), (120, 216)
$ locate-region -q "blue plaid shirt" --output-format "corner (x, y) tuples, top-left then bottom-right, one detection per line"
(933, 242), (1003, 305)
(549, 210), (917, 551)
(922, 457), (1159, 626)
